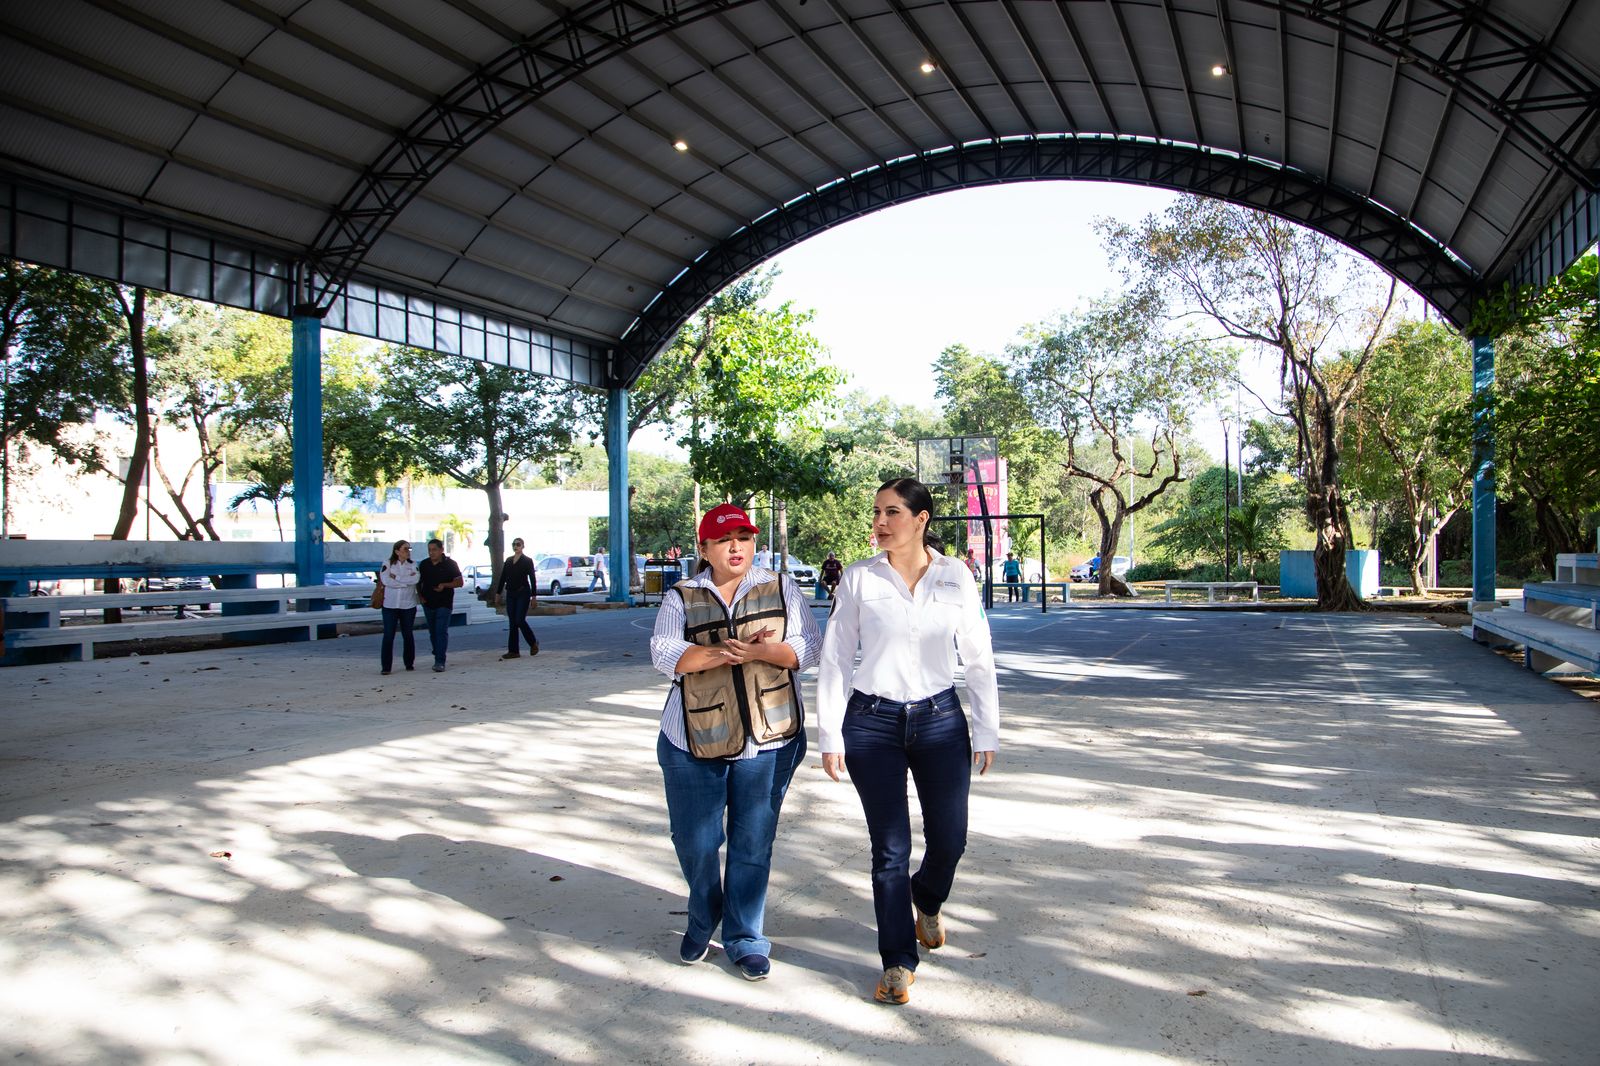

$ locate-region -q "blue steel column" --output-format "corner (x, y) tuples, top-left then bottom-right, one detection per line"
(292, 310), (326, 590)
(605, 386), (631, 604)
(1470, 335), (1496, 610)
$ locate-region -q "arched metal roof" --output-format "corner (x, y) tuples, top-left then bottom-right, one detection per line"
(2, 0), (1597, 388)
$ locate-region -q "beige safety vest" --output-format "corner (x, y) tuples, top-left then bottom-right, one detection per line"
(675, 576), (802, 759)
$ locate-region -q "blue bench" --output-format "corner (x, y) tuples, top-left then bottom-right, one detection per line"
(1472, 553), (1600, 675)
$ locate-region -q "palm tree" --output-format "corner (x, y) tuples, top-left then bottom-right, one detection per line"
(230, 450), (294, 539)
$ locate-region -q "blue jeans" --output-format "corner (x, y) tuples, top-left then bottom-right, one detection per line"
(380, 606), (416, 672)
(588, 570), (607, 591)
(423, 604), (451, 665)
(657, 731), (806, 963)
(842, 688), (971, 971)
(505, 590), (536, 653)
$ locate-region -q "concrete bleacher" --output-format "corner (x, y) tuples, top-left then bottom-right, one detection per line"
(1472, 552), (1600, 674)
(0, 539), (399, 665)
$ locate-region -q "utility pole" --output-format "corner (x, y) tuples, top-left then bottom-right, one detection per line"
(1223, 421), (1232, 582)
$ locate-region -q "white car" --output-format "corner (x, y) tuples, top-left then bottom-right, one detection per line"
(535, 554), (597, 595)
(1071, 556), (1131, 582)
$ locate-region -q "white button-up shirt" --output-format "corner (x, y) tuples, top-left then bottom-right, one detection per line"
(816, 549), (1000, 754)
(650, 567), (822, 758)
(378, 559), (420, 610)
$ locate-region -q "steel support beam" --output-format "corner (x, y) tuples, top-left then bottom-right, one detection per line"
(614, 136), (1485, 385)
(1470, 334), (1496, 611)
(605, 386), (632, 605)
(292, 310), (327, 591)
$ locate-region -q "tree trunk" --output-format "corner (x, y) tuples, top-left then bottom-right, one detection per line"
(485, 478), (506, 592)
(111, 288), (149, 540)
(1306, 391), (1364, 611)
(107, 288), (149, 623)
(1088, 487), (1128, 597)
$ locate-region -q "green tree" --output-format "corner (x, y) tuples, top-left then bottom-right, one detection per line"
(230, 450), (294, 540)
(1475, 254), (1600, 572)
(0, 260), (125, 533)
(1102, 196), (1400, 610)
(1010, 290), (1233, 596)
(1340, 320), (1473, 593)
(787, 391), (944, 565)
(353, 349), (591, 586)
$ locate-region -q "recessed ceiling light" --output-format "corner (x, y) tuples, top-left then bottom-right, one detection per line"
(1211, 63), (1229, 77)
(920, 61), (936, 74)
(672, 139), (689, 152)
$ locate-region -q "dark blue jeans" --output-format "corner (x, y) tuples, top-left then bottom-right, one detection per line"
(842, 687), (971, 971)
(505, 590), (536, 653)
(380, 606), (416, 672)
(657, 731), (806, 963)
(422, 604), (451, 666)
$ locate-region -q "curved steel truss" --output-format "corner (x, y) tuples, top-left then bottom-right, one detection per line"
(303, 0), (748, 312)
(613, 135), (1485, 387)
(1268, 0), (1600, 193)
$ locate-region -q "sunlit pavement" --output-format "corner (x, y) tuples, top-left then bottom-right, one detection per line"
(3, 606), (1597, 1064)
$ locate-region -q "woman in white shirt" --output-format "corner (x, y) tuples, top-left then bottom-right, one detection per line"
(377, 539), (420, 675)
(649, 504), (821, 982)
(816, 477), (999, 1006)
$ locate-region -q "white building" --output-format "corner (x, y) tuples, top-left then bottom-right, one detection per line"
(7, 423), (606, 569)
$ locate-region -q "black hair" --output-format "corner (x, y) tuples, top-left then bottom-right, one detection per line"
(876, 477), (945, 553)
(427, 538), (444, 550)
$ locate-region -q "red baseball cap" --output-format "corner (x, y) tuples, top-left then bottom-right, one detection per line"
(698, 503), (761, 542)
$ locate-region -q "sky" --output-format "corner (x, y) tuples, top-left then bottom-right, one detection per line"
(762, 180), (1179, 409)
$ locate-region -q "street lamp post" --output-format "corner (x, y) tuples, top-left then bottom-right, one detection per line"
(1222, 421), (1232, 582)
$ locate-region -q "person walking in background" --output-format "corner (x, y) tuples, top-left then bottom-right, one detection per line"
(589, 548), (608, 592)
(496, 537), (539, 659)
(817, 477), (1000, 1006)
(820, 551), (843, 599)
(377, 539), (420, 676)
(417, 538), (463, 672)
(650, 503), (821, 982)
(1002, 551), (1023, 602)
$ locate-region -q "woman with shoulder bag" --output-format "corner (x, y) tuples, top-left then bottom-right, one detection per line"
(816, 477), (1000, 1005)
(377, 539), (420, 675)
(648, 503), (821, 982)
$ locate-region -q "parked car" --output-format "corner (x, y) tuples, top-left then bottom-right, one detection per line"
(324, 570), (376, 608)
(536, 554), (596, 595)
(1070, 555), (1131, 582)
(461, 563), (497, 601)
(142, 574), (213, 612)
(774, 554), (815, 585)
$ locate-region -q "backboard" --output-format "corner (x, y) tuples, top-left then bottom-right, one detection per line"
(915, 436), (999, 492)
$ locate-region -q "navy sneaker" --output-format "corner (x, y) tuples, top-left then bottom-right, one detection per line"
(679, 933), (709, 964)
(736, 954), (770, 981)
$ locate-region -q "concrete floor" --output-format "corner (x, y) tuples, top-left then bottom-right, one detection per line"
(2, 605), (1597, 1065)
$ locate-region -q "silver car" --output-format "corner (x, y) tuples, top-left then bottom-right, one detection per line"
(535, 554), (597, 595)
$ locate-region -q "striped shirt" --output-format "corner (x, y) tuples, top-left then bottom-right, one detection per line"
(650, 567), (822, 758)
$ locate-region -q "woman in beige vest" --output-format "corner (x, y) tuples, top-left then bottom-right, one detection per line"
(648, 503), (821, 982)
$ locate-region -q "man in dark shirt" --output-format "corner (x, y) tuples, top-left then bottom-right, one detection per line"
(418, 538), (464, 672)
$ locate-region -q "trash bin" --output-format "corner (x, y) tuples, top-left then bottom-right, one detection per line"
(644, 561), (676, 595)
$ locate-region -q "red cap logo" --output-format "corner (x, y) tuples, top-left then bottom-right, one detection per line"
(698, 503), (761, 542)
